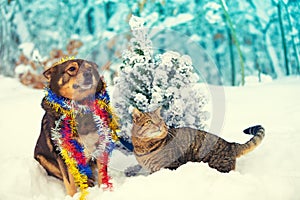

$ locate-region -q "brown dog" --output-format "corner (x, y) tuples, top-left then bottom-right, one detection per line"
(34, 59), (110, 196)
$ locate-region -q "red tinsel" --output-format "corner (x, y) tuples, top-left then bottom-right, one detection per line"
(99, 152), (113, 190)
(61, 116), (89, 167)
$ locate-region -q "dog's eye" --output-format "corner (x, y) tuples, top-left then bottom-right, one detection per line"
(65, 62), (79, 76)
(68, 67), (76, 72)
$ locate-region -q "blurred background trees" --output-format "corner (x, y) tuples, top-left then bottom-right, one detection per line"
(0, 0), (299, 86)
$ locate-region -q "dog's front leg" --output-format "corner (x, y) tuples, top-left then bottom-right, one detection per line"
(57, 157), (77, 196)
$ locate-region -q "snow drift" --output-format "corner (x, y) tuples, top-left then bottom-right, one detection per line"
(0, 76), (299, 200)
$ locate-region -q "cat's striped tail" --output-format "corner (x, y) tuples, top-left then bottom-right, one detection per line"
(236, 125), (265, 157)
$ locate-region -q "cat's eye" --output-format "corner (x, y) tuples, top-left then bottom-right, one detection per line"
(145, 120), (152, 125)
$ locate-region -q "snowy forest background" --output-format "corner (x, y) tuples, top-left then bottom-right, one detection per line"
(1, 0), (300, 86)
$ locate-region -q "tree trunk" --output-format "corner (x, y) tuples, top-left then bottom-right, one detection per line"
(284, 2), (300, 74)
(227, 27), (235, 86)
(277, 0), (290, 75)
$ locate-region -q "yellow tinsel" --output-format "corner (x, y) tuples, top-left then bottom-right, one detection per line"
(69, 112), (78, 136)
(60, 149), (89, 200)
(111, 130), (119, 142)
(53, 56), (75, 67)
(96, 100), (119, 127)
(45, 101), (72, 117)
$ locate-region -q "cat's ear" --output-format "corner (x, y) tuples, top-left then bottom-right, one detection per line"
(132, 108), (143, 122)
(154, 107), (162, 116)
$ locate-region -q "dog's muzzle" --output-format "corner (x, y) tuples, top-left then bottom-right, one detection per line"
(72, 71), (94, 90)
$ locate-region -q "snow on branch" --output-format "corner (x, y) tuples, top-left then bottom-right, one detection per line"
(113, 15), (210, 138)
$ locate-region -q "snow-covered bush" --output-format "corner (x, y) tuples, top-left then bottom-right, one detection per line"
(113, 16), (210, 138)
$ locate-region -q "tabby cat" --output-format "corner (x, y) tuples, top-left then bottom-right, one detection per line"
(131, 108), (265, 173)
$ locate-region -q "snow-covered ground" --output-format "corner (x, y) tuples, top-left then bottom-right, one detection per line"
(0, 75), (299, 200)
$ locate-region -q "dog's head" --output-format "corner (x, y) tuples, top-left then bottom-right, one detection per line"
(43, 59), (103, 101)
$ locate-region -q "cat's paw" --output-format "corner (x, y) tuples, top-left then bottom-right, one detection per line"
(124, 164), (143, 177)
(243, 125), (264, 135)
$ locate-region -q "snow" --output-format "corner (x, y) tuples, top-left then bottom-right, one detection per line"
(18, 43), (35, 58)
(243, 74), (273, 86)
(266, 34), (284, 77)
(0, 75), (300, 200)
(162, 13), (194, 28)
(14, 64), (35, 76)
(129, 15), (145, 30)
(203, 2), (221, 10)
(203, 2), (222, 25)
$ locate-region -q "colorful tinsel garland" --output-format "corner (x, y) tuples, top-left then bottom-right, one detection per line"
(44, 83), (119, 200)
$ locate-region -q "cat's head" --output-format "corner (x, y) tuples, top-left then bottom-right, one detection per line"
(131, 107), (168, 142)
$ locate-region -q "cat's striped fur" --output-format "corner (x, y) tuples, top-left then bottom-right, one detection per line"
(131, 108), (265, 173)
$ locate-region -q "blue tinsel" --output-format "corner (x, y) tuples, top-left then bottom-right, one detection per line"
(78, 164), (93, 178)
(45, 88), (72, 110)
(70, 139), (84, 152)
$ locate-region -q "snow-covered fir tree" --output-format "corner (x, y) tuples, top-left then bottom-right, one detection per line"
(113, 16), (210, 138)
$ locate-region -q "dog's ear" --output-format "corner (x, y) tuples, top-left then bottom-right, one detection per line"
(96, 76), (104, 92)
(43, 67), (54, 81)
